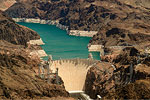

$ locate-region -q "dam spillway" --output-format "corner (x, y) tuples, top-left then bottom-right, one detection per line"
(50, 58), (99, 91)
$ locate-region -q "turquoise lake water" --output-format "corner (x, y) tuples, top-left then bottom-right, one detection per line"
(18, 22), (100, 60)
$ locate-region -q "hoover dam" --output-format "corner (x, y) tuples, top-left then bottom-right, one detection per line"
(50, 58), (99, 91)
(16, 20), (101, 99)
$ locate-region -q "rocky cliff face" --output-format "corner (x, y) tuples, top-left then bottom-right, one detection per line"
(0, 40), (70, 99)
(85, 63), (150, 99)
(85, 47), (150, 99)
(85, 62), (115, 99)
(0, 11), (40, 46)
(90, 28), (150, 48)
(105, 79), (150, 99)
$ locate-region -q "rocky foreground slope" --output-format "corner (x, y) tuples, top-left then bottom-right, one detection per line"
(0, 40), (71, 99)
(85, 47), (150, 99)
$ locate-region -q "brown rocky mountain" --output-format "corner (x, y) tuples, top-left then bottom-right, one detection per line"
(0, 40), (71, 99)
(85, 47), (150, 99)
(0, 10), (40, 46)
(105, 79), (150, 99)
(85, 62), (115, 99)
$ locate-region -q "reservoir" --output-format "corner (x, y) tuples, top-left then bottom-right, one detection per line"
(17, 22), (100, 60)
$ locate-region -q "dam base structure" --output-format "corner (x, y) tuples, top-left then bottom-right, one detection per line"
(38, 57), (99, 100)
(50, 58), (99, 91)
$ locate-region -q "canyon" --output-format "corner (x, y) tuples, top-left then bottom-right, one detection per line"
(0, 0), (150, 99)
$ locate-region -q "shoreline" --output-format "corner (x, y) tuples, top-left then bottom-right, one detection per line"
(27, 38), (47, 58)
(29, 49), (47, 58)
(13, 18), (69, 30)
(68, 30), (98, 37)
(13, 18), (98, 37)
(13, 18), (100, 59)
(27, 38), (45, 45)
(88, 44), (104, 57)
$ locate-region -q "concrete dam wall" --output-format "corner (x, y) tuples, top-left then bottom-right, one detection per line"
(50, 58), (98, 91)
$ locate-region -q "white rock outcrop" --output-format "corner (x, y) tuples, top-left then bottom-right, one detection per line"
(30, 50), (47, 58)
(12, 18), (68, 30)
(88, 45), (104, 56)
(27, 38), (45, 45)
(145, 47), (150, 54)
(88, 45), (103, 52)
(68, 30), (98, 37)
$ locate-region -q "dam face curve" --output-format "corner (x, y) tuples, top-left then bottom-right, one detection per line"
(50, 58), (98, 91)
